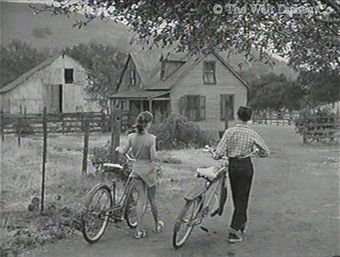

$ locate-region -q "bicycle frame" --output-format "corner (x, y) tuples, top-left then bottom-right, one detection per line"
(90, 159), (137, 223)
(111, 169), (135, 210)
(187, 167), (227, 226)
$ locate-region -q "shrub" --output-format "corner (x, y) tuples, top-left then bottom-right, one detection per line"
(16, 118), (34, 135)
(149, 114), (218, 150)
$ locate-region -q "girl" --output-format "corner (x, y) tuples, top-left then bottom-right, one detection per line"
(116, 111), (164, 239)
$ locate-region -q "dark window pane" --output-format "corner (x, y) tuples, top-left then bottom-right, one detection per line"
(64, 69), (74, 84)
(203, 61), (216, 84)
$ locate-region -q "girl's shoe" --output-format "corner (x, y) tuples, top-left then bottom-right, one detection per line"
(133, 230), (146, 239)
(154, 221), (164, 233)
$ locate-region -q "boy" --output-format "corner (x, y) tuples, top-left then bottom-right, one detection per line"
(214, 106), (270, 243)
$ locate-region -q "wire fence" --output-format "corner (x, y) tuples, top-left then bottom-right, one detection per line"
(1, 107), (123, 214)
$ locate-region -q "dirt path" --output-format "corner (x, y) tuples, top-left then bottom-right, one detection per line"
(21, 126), (339, 257)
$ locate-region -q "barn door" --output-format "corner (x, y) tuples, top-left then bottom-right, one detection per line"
(45, 85), (63, 113)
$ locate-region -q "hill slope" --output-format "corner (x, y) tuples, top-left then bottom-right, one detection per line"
(1, 1), (297, 81)
(0, 1), (135, 51)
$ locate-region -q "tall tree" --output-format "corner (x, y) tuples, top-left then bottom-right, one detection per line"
(248, 73), (307, 111)
(0, 40), (49, 88)
(297, 70), (340, 106)
(34, 0), (339, 73)
(65, 43), (126, 108)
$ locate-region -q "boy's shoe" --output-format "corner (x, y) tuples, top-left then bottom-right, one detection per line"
(228, 232), (243, 243)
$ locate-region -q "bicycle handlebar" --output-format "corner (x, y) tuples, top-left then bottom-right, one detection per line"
(125, 153), (136, 162)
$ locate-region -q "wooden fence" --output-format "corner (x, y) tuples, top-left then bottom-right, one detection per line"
(295, 114), (339, 143)
(0, 110), (130, 138)
(252, 111), (297, 126)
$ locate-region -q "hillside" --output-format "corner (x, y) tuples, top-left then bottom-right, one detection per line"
(0, 1), (297, 82)
(0, 1), (135, 51)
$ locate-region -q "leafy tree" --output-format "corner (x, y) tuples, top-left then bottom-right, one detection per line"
(248, 73), (307, 111)
(34, 0), (339, 72)
(297, 70), (340, 106)
(65, 43), (126, 108)
(0, 40), (49, 88)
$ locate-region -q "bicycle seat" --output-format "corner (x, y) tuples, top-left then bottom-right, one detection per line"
(103, 163), (123, 170)
(197, 167), (219, 180)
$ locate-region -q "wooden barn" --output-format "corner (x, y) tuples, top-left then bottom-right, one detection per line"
(111, 51), (249, 131)
(0, 52), (98, 114)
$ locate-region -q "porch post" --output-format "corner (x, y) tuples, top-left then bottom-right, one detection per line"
(149, 100), (153, 114)
(141, 100), (144, 112)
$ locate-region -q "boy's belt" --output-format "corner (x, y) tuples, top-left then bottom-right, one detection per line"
(229, 156), (251, 161)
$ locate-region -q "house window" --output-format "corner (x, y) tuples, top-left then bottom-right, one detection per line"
(203, 61), (216, 84)
(64, 69), (74, 84)
(220, 94), (234, 120)
(129, 69), (136, 86)
(180, 95), (206, 121)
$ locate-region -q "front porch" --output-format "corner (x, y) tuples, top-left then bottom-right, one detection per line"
(110, 91), (170, 127)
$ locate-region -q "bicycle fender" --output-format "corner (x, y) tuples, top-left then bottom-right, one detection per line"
(84, 183), (111, 207)
(184, 183), (208, 201)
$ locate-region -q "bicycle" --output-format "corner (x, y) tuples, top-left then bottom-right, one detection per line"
(81, 154), (138, 243)
(172, 146), (228, 249)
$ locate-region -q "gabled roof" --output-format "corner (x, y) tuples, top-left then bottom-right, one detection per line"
(0, 52), (74, 94)
(129, 52), (162, 85)
(109, 90), (169, 99)
(115, 51), (250, 94)
(145, 55), (205, 90)
(213, 51), (250, 90)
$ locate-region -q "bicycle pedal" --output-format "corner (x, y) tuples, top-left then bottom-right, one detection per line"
(200, 226), (210, 233)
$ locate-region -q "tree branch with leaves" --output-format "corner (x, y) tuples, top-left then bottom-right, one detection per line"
(31, 0), (339, 73)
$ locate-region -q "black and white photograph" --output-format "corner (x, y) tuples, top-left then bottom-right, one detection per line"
(0, 0), (339, 256)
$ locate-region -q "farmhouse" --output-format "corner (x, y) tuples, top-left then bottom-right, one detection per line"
(111, 51), (249, 131)
(0, 52), (98, 114)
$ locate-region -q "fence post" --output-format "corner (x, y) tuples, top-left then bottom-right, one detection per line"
(110, 109), (121, 163)
(82, 119), (90, 175)
(17, 116), (21, 147)
(61, 114), (65, 134)
(101, 111), (106, 133)
(41, 107), (48, 213)
(0, 111), (4, 141)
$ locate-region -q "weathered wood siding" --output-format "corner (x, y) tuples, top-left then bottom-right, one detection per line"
(170, 53), (248, 131)
(1, 54), (99, 114)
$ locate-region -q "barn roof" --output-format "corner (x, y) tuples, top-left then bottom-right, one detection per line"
(0, 52), (71, 94)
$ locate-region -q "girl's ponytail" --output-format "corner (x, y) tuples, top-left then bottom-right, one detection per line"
(135, 111), (153, 134)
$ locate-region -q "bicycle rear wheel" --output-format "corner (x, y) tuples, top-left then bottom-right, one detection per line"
(82, 184), (113, 243)
(173, 197), (202, 249)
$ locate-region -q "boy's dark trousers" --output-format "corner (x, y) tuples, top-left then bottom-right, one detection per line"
(228, 157), (254, 231)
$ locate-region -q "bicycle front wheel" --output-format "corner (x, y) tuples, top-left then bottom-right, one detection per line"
(82, 184), (113, 243)
(125, 184), (138, 229)
(173, 197), (202, 249)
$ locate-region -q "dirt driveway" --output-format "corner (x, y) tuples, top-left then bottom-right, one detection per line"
(21, 125), (339, 257)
